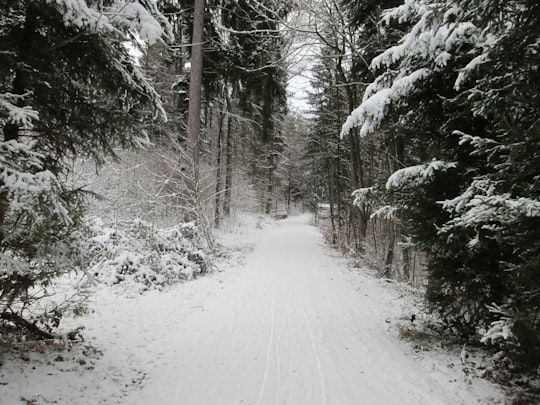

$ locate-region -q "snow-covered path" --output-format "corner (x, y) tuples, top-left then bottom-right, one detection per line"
(123, 214), (496, 405)
(1, 214), (502, 404)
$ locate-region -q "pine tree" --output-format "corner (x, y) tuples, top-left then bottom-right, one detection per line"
(342, 0), (540, 371)
(306, 49), (351, 245)
(0, 0), (169, 336)
(304, 0), (404, 252)
(204, 0), (291, 214)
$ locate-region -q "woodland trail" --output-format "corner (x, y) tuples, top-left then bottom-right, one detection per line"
(122, 214), (495, 405)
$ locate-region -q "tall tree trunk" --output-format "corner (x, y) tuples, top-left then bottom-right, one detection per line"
(265, 153), (274, 215)
(185, 0), (214, 248)
(402, 239), (411, 282)
(223, 94), (234, 217)
(337, 60), (367, 247)
(287, 169), (291, 211)
(336, 138), (343, 235)
(214, 102), (225, 227)
(384, 219), (396, 277)
(187, 0), (205, 188)
(327, 162), (337, 245)
(223, 116), (233, 217)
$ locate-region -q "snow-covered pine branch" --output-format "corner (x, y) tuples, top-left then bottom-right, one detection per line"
(340, 68), (431, 138)
(108, 1), (173, 45)
(369, 205), (398, 220)
(340, 0), (493, 138)
(440, 178), (540, 231)
(385, 160), (457, 190)
(0, 140), (71, 226)
(351, 186), (375, 207)
(45, 0), (173, 44)
(0, 93), (39, 130)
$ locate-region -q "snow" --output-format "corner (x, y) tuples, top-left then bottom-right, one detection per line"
(109, 1), (167, 45)
(47, 0), (114, 32)
(481, 305), (514, 345)
(0, 214), (504, 404)
(341, 69), (431, 138)
(0, 140), (72, 228)
(342, 0), (498, 138)
(386, 160), (457, 189)
(0, 97), (39, 129)
(351, 187), (375, 208)
(341, 88), (392, 138)
(381, 0), (428, 26)
(370, 205), (399, 220)
(83, 217), (211, 293)
(45, 0), (170, 45)
(440, 178), (540, 237)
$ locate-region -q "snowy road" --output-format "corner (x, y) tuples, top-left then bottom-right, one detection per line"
(122, 214), (497, 405)
(0, 214), (501, 404)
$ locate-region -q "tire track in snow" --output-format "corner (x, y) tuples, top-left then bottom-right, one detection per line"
(274, 318), (286, 405)
(255, 279), (277, 405)
(301, 306), (327, 405)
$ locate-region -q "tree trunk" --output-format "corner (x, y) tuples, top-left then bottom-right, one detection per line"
(327, 164), (337, 245)
(336, 139), (343, 235)
(384, 219), (396, 277)
(186, 0), (205, 195)
(185, 0), (214, 249)
(214, 103), (225, 227)
(223, 94), (234, 217)
(265, 153), (274, 215)
(402, 243), (411, 282)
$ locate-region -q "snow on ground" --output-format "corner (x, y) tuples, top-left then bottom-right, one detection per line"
(0, 214), (504, 404)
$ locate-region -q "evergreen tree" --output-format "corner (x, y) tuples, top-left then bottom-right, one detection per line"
(305, 0), (404, 252)
(205, 0), (291, 214)
(0, 0), (169, 336)
(342, 0), (540, 370)
(306, 49), (351, 245)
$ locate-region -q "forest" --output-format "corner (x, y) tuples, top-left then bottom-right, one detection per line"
(1, 0), (539, 399)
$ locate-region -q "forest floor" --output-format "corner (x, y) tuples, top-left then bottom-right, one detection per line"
(0, 214), (505, 404)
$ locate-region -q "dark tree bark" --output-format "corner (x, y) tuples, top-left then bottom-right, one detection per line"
(214, 102), (226, 227)
(223, 106), (234, 217)
(187, 0), (205, 187)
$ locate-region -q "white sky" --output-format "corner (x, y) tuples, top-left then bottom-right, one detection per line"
(287, 71), (312, 113)
(284, 6), (319, 114)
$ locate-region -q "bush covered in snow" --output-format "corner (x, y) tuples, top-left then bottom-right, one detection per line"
(85, 217), (211, 293)
(0, 216), (211, 346)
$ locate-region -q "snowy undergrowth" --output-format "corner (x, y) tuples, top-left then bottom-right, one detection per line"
(84, 216), (211, 295)
(0, 214), (213, 368)
(0, 212), (270, 404)
(333, 236), (537, 403)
